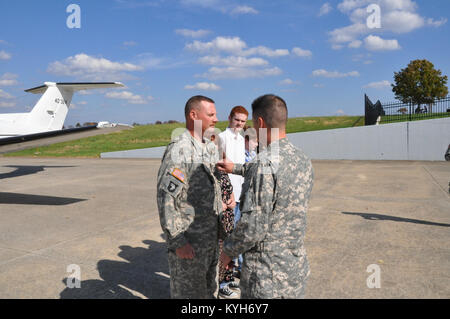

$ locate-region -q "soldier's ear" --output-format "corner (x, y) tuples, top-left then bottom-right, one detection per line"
(189, 109), (198, 121)
(257, 116), (266, 129)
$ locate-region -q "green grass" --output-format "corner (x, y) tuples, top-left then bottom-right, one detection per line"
(3, 116), (364, 158)
(379, 112), (450, 124)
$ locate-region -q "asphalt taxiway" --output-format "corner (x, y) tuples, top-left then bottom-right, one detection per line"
(0, 157), (449, 298)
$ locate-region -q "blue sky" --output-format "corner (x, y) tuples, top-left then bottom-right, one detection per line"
(0, 0), (449, 126)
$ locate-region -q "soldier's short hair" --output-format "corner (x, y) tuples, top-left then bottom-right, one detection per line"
(185, 95), (215, 119)
(251, 94), (288, 129)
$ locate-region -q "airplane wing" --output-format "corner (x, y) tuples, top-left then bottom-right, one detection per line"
(0, 125), (98, 146)
(25, 82), (124, 94)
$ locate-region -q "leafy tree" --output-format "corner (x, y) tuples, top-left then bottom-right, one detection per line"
(392, 59), (448, 113)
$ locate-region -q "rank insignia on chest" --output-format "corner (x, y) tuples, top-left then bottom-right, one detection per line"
(171, 168), (186, 183)
(168, 181), (178, 193)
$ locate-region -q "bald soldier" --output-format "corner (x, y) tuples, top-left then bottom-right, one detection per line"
(157, 95), (224, 299)
(217, 94), (314, 299)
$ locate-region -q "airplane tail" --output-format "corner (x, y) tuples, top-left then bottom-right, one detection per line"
(25, 82), (123, 133)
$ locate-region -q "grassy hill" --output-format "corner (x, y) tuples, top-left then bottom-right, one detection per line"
(3, 115), (364, 158)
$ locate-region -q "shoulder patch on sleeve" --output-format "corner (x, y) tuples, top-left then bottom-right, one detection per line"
(161, 174), (184, 198)
(171, 168), (186, 183)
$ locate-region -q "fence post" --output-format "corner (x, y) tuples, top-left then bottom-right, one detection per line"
(409, 102), (412, 122)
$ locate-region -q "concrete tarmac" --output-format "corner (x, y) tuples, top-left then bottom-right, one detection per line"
(0, 157), (449, 299)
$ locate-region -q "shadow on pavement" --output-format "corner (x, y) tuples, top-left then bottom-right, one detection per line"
(60, 239), (170, 299)
(0, 192), (86, 205)
(342, 211), (450, 228)
(0, 165), (75, 180)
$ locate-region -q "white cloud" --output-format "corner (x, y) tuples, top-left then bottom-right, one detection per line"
(331, 44), (344, 50)
(348, 40), (362, 48)
(186, 36), (289, 57)
(280, 78), (294, 85)
(48, 53), (143, 80)
(175, 28), (212, 38)
(244, 46), (290, 58)
(382, 0), (418, 12)
(0, 89), (14, 99)
(338, 0), (417, 14)
(0, 73), (18, 86)
(105, 91), (150, 104)
(363, 80), (391, 89)
(330, 0), (438, 50)
(383, 10), (424, 33)
(352, 53), (374, 64)
(184, 82), (222, 91)
(427, 18), (447, 27)
(198, 55), (268, 67)
(186, 36), (247, 53)
(335, 109), (346, 115)
(292, 47), (313, 58)
(187, 36), (295, 80)
(312, 69), (360, 78)
(0, 50), (11, 60)
(198, 66), (282, 80)
(329, 22), (368, 45)
(279, 78), (301, 86)
(364, 35), (401, 51)
(337, 0), (366, 13)
(0, 101), (15, 108)
(135, 53), (167, 69)
(230, 5), (258, 15)
(319, 3), (332, 16)
(78, 90), (96, 96)
(0, 87), (15, 108)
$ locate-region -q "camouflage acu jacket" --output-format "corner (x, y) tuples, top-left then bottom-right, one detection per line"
(157, 130), (222, 251)
(223, 137), (314, 298)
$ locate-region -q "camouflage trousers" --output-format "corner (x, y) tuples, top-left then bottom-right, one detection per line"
(239, 250), (310, 299)
(167, 243), (219, 299)
(240, 269), (308, 299)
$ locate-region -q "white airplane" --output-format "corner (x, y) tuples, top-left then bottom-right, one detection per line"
(0, 82), (124, 141)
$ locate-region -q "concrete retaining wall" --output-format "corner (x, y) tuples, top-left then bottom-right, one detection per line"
(291, 117), (449, 161)
(101, 117), (450, 161)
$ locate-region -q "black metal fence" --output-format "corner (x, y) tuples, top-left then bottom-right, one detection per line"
(365, 95), (450, 125)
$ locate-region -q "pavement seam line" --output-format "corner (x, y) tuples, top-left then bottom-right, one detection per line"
(422, 165), (450, 198)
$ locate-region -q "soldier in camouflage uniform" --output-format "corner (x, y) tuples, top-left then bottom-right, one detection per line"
(157, 96), (223, 299)
(218, 94), (314, 299)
